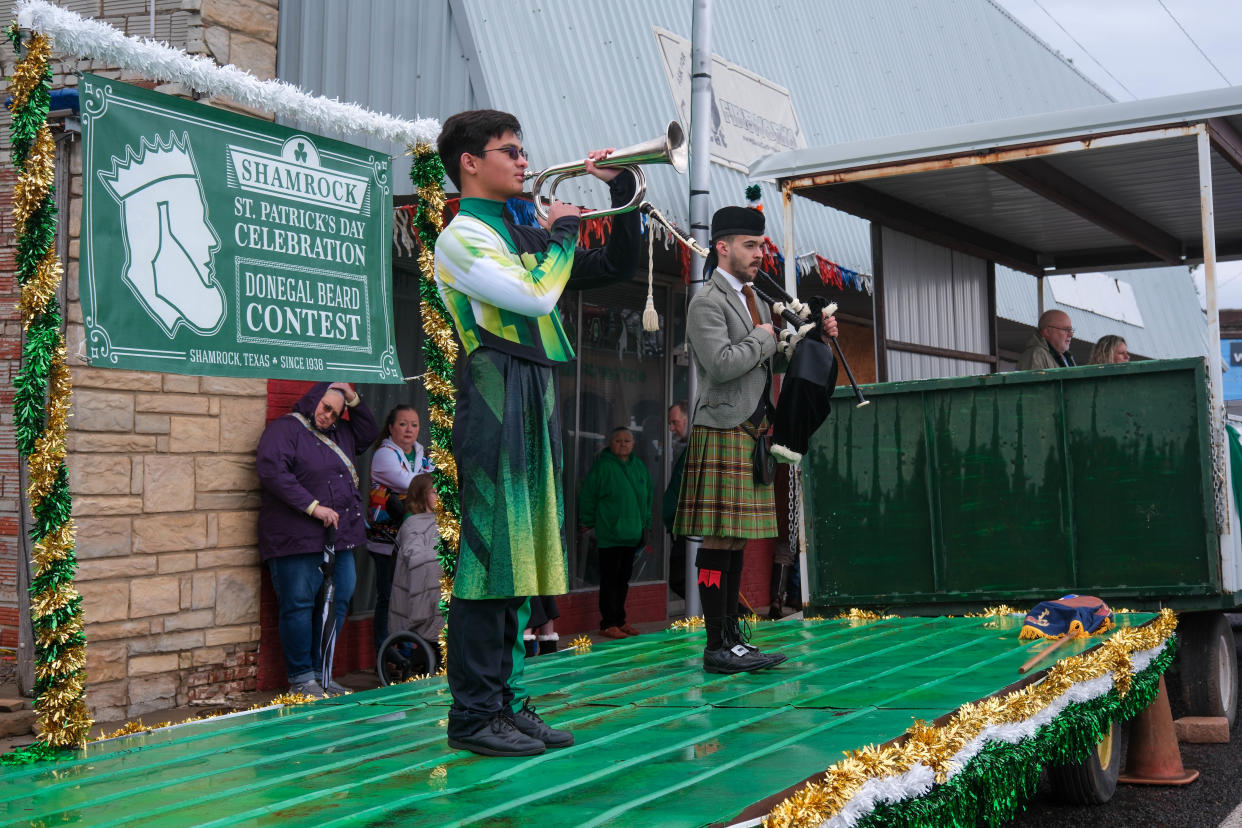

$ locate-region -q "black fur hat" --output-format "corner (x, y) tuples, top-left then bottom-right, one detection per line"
(710, 206), (765, 241)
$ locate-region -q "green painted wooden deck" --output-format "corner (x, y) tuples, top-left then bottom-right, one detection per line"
(0, 614), (1155, 827)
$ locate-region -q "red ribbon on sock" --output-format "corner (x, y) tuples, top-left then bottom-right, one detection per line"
(697, 569), (722, 588)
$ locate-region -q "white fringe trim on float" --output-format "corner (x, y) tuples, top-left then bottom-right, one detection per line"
(15, 0), (440, 146)
(819, 641), (1169, 828)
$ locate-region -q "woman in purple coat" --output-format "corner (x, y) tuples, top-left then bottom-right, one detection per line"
(256, 381), (378, 697)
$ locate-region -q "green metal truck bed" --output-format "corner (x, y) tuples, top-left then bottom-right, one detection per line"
(0, 615), (1157, 827)
(807, 358), (1235, 611)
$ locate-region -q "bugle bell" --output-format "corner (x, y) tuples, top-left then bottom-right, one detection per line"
(526, 121), (687, 221)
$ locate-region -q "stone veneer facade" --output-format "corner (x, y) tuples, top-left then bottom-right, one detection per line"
(1, 0), (279, 720)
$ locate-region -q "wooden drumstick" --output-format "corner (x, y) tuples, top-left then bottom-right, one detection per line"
(1018, 632), (1079, 674)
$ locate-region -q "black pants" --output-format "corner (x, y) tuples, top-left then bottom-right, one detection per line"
(598, 542), (638, 629)
(370, 549), (395, 653)
(446, 595), (531, 739)
(668, 536), (686, 599)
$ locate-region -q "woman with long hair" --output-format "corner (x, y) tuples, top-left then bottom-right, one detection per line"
(1089, 335), (1130, 364)
(367, 405), (432, 653)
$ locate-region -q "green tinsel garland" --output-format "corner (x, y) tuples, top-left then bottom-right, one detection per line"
(854, 639), (1177, 828)
(409, 148), (460, 614)
(2, 22), (90, 764)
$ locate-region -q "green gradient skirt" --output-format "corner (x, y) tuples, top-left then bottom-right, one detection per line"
(452, 348), (568, 599)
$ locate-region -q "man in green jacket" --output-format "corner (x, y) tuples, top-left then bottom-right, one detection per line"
(1018, 310), (1077, 370)
(579, 427), (652, 639)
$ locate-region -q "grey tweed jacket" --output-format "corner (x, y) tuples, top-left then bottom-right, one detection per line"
(686, 270), (785, 429)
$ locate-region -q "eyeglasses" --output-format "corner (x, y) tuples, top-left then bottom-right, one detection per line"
(478, 145), (528, 161)
(1047, 325), (1074, 336)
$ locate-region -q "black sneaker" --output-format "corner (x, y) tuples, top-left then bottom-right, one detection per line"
(448, 714), (546, 757)
(509, 700), (574, 748)
(703, 642), (778, 674)
(727, 617), (787, 667)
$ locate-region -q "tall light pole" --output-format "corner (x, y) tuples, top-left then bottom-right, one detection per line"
(684, 0), (713, 617)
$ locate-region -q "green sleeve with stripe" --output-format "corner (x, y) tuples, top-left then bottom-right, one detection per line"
(436, 216), (576, 317)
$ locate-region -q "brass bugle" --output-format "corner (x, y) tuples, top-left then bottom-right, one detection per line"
(526, 121), (687, 221)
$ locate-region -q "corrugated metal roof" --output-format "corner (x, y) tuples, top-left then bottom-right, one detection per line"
(274, 0), (1204, 356)
(278, 0), (1109, 272)
(453, 0), (1110, 276)
(749, 84), (1242, 182)
(276, 0), (481, 198)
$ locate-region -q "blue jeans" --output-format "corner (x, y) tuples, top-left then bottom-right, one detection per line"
(268, 548), (357, 685)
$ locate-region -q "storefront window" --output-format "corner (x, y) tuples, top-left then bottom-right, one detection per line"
(563, 281), (674, 590)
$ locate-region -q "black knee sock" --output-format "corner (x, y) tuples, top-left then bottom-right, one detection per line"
(695, 547), (730, 650)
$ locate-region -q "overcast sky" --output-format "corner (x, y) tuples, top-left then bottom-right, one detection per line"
(992, 0), (1242, 309)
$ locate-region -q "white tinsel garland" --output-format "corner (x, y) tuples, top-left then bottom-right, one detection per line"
(16, 0), (440, 146)
(820, 640), (1171, 828)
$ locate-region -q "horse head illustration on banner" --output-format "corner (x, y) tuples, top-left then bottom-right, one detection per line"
(98, 131), (226, 337)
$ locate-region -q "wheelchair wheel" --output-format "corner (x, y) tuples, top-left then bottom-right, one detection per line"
(377, 631), (437, 686)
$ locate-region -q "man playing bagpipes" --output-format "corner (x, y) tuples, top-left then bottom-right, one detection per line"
(674, 206), (838, 674)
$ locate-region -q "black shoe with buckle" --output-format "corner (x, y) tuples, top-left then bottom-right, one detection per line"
(509, 699), (574, 748)
(448, 713), (546, 757)
(703, 641), (777, 674)
(727, 616), (787, 667)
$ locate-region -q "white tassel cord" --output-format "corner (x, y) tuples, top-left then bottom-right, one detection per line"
(642, 220), (659, 332)
(16, 0), (440, 146)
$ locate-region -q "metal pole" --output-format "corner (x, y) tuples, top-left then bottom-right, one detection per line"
(684, 0), (713, 618)
(782, 183), (796, 300)
(781, 183), (811, 608)
(1199, 128), (1223, 416)
(1198, 127), (1231, 545)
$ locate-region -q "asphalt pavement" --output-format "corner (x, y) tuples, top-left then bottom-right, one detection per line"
(1008, 620), (1242, 828)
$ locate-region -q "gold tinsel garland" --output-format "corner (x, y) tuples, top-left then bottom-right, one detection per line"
(8, 29), (92, 749)
(964, 604), (1023, 617)
(6, 30), (49, 110)
(762, 609), (1177, 828)
(411, 142), (459, 673)
(833, 608), (898, 623)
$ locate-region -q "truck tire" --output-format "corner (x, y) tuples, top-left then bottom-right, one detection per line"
(1048, 720), (1123, 805)
(1174, 612), (1238, 727)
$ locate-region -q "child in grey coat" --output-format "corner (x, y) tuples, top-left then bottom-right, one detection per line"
(389, 475), (444, 645)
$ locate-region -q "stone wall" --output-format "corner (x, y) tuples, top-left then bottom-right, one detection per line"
(68, 370), (268, 718)
(0, 0), (281, 720)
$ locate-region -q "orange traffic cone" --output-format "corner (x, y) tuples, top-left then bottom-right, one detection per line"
(1117, 675), (1199, 785)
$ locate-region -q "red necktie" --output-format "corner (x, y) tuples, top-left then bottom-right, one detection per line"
(740, 284), (763, 327)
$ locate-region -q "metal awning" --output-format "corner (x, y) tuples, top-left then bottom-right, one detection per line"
(750, 85), (1242, 277)
(750, 85), (1242, 411)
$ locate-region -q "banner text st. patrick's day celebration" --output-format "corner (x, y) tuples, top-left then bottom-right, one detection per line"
(80, 74), (402, 382)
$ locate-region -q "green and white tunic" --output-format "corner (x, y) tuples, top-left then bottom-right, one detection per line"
(433, 184), (639, 599)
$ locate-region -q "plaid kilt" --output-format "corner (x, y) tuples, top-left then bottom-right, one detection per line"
(673, 422), (777, 539)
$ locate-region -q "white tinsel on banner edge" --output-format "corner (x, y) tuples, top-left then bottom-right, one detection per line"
(818, 640), (1171, 828)
(16, 0), (440, 146)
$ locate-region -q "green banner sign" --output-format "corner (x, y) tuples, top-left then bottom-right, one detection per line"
(80, 74), (402, 382)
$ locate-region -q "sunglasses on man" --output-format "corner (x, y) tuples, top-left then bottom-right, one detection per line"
(478, 145), (528, 161)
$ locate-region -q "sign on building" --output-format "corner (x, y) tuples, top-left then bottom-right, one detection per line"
(653, 27), (806, 173)
(1222, 340), (1242, 401)
(79, 75), (402, 383)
